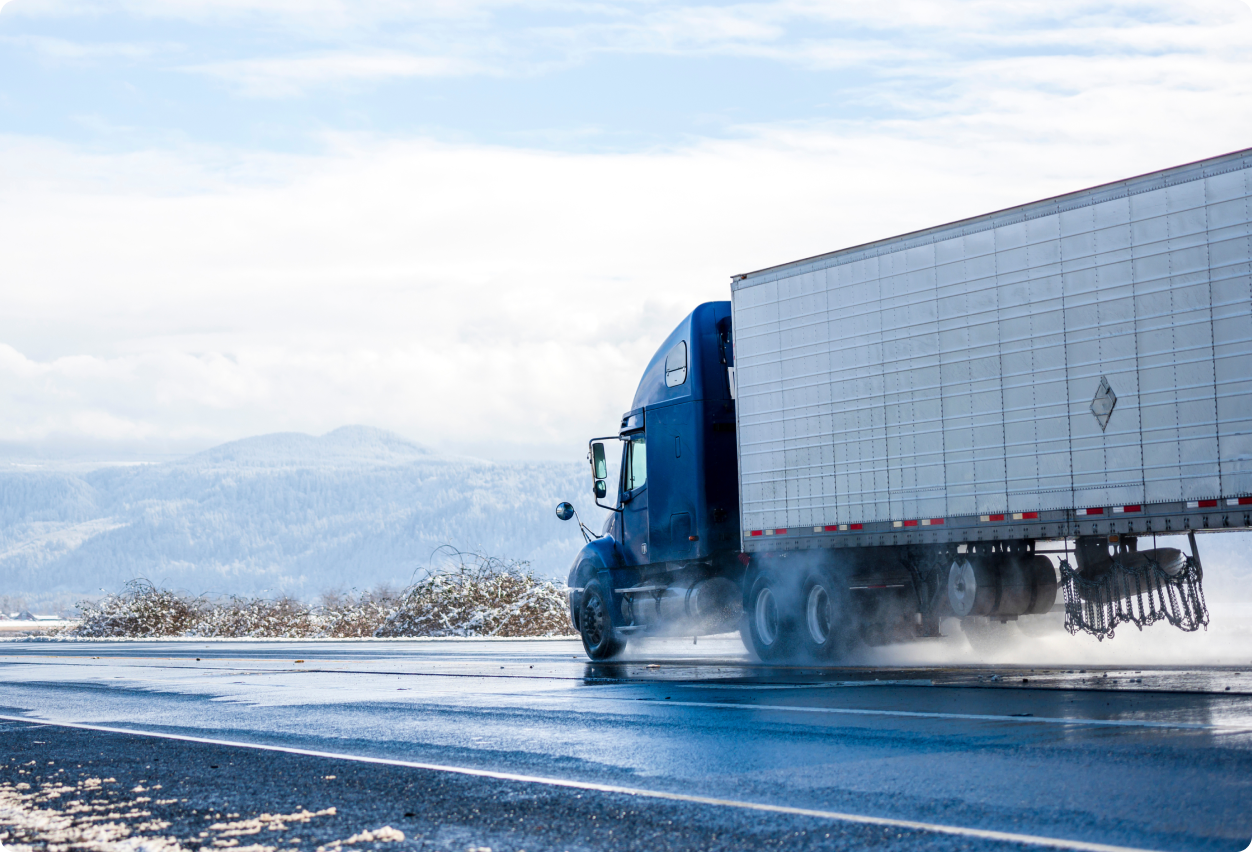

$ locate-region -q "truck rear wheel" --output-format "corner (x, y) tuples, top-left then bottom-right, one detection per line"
(579, 580), (624, 660)
(801, 571), (850, 660)
(746, 574), (797, 662)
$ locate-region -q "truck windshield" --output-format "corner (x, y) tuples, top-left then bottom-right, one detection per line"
(624, 435), (646, 491)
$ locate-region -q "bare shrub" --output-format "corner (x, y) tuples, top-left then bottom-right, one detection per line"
(321, 587), (401, 638)
(375, 548), (571, 638)
(73, 580), (207, 638)
(63, 549), (572, 639)
(197, 595), (319, 638)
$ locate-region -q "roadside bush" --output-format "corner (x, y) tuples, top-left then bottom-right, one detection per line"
(375, 549), (570, 638)
(73, 580), (206, 638)
(63, 550), (572, 639)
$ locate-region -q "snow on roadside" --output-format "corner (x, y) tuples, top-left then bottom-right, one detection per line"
(60, 550), (573, 640)
(0, 777), (402, 852)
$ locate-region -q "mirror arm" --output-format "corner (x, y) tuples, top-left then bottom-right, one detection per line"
(569, 507), (601, 543)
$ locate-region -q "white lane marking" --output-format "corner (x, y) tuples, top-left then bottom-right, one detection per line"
(0, 714), (1159, 852)
(586, 696), (1252, 733)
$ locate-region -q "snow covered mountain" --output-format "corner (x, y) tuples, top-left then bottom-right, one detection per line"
(0, 427), (603, 611)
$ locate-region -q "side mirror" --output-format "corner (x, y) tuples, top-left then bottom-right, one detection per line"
(555, 502), (575, 521)
(591, 442), (608, 480)
(594, 480), (607, 499)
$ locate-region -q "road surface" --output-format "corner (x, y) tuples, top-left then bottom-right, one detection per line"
(1, 636), (1250, 852)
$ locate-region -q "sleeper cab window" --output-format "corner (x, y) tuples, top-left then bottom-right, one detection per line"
(664, 340), (687, 387)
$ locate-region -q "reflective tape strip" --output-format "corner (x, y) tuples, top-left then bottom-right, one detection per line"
(1111, 505), (1141, 514)
(893, 521), (902, 528)
(920, 518), (944, 526)
(903, 520), (918, 527)
(1229, 497), (1252, 506)
(1187, 500), (1218, 508)
(824, 525), (839, 532)
(1011, 512), (1039, 521)
(774, 528), (788, 535)
(979, 514), (1005, 522)
(1076, 508), (1104, 516)
(764, 529), (775, 536)
(750, 530), (764, 537)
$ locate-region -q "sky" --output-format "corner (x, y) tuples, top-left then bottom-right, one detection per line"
(1, 0), (1251, 462)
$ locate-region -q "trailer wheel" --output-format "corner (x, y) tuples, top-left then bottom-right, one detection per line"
(961, 616), (1019, 654)
(579, 580), (624, 660)
(746, 574), (797, 662)
(801, 572), (850, 660)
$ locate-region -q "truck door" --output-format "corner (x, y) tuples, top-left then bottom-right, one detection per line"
(645, 402), (697, 563)
(620, 432), (649, 565)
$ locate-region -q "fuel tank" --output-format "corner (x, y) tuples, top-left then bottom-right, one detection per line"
(947, 554), (1057, 618)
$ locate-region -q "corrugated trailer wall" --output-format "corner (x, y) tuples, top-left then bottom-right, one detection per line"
(732, 149), (1252, 539)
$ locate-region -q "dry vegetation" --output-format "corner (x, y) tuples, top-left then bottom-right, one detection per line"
(64, 549), (573, 639)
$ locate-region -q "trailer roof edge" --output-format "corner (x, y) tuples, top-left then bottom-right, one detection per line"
(730, 145), (1252, 289)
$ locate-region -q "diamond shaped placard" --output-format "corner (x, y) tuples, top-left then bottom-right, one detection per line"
(1090, 375), (1117, 432)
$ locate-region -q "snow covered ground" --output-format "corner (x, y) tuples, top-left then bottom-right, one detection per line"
(0, 427), (605, 611)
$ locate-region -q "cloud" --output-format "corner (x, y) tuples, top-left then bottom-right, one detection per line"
(1, 0), (1251, 460)
(3, 77), (1251, 459)
(185, 52), (489, 96)
(12, 0), (1252, 94)
(0, 34), (160, 62)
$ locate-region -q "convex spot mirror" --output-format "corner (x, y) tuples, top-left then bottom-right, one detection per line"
(555, 502), (575, 522)
(594, 480), (607, 499)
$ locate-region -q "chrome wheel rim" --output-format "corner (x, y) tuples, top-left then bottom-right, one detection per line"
(754, 586), (778, 646)
(806, 584), (832, 645)
(583, 594), (607, 647)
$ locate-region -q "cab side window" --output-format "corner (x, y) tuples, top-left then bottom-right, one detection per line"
(664, 341), (687, 387)
(624, 434), (647, 491)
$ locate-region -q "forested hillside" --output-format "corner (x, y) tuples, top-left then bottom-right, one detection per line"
(0, 427), (602, 612)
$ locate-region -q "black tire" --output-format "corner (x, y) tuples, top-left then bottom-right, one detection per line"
(746, 573), (797, 662)
(799, 571), (851, 661)
(961, 616), (1020, 654)
(579, 580), (625, 660)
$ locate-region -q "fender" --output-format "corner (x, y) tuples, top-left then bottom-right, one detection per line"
(566, 535), (637, 631)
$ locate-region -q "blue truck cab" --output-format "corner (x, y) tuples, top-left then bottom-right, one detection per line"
(562, 302), (742, 658)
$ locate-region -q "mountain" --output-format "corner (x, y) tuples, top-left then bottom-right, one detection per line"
(0, 427), (604, 612)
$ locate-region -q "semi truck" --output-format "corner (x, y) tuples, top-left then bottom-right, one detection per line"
(557, 146), (1252, 661)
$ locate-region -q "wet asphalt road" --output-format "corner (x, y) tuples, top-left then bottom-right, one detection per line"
(2, 637), (1251, 852)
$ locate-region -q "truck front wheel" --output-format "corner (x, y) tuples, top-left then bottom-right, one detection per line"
(746, 574), (797, 662)
(578, 580), (624, 660)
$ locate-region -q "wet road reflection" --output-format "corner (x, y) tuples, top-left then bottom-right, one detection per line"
(2, 638), (1251, 852)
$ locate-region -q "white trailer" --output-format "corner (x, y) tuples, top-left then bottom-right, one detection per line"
(732, 147), (1252, 552)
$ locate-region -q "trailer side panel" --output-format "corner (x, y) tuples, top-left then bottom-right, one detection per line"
(732, 149), (1252, 543)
